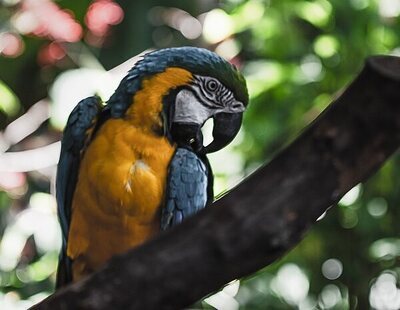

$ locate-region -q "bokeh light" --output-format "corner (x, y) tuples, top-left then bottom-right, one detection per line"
(318, 284), (342, 308)
(321, 258), (343, 280)
(0, 172), (26, 191)
(202, 9), (234, 44)
(367, 197), (388, 218)
(295, 0), (332, 28)
(378, 0), (400, 18)
(369, 238), (400, 261)
(271, 263), (310, 305)
(299, 54), (324, 82)
(38, 42), (66, 66)
(314, 35), (339, 58)
(85, 0), (124, 38)
(19, 0), (83, 42)
(0, 33), (24, 57)
(0, 80), (20, 117)
(369, 272), (400, 310)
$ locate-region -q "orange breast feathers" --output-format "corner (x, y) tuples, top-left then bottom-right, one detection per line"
(67, 68), (193, 281)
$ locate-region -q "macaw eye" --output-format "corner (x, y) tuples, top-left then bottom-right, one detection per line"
(206, 80), (218, 92)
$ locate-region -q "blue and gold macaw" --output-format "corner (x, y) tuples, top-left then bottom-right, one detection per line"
(55, 47), (248, 287)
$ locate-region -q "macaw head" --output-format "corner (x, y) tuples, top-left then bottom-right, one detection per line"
(107, 47), (249, 154)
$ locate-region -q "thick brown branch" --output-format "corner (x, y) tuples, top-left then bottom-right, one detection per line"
(32, 56), (400, 310)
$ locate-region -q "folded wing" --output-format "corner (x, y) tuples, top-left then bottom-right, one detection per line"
(56, 96), (103, 287)
(161, 148), (213, 230)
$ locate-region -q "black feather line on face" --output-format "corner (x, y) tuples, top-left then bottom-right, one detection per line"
(192, 76), (228, 109)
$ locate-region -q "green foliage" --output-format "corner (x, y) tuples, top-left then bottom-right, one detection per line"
(227, 0), (400, 308)
(0, 0), (399, 308)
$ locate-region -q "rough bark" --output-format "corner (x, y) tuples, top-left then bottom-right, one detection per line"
(32, 55), (400, 310)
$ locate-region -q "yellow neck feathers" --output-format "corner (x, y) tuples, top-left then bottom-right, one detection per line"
(125, 67), (193, 132)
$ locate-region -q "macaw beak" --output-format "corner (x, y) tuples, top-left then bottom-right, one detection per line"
(170, 112), (242, 154)
(170, 88), (245, 154)
(203, 112), (243, 154)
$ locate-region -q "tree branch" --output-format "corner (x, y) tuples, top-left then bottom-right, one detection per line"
(32, 55), (400, 310)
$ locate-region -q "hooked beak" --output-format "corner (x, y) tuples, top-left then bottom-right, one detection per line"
(203, 112), (243, 154)
(170, 112), (242, 154)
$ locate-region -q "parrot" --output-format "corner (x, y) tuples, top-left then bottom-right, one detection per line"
(55, 46), (249, 288)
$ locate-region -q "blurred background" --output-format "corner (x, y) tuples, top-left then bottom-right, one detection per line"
(0, 0), (400, 309)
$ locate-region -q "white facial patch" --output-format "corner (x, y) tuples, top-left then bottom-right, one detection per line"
(173, 89), (214, 125)
(172, 75), (246, 125)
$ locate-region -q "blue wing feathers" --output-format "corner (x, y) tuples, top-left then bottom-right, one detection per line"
(57, 96), (102, 240)
(161, 148), (211, 231)
(56, 96), (102, 288)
